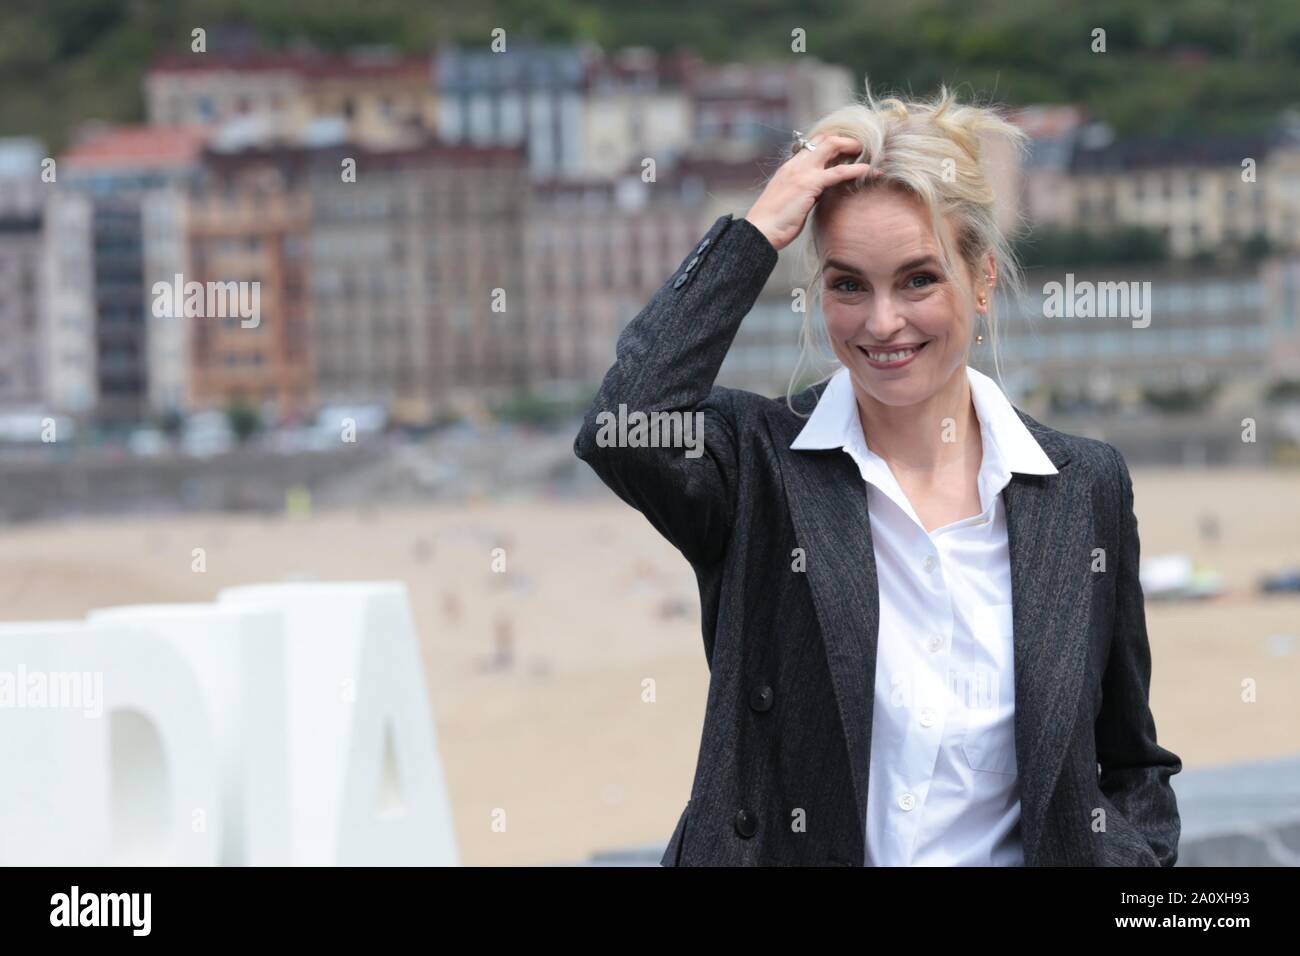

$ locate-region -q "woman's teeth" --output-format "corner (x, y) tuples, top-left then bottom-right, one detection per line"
(863, 344), (923, 362)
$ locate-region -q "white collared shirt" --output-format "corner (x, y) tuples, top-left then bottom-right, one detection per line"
(791, 364), (1058, 866)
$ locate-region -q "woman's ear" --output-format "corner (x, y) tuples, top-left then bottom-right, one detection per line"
(976, 252), (997, 314)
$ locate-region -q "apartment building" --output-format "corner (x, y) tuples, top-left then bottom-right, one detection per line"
(685, 53), (855, 165)
(147, 49), (436, 147)
(984, 259), (1291, 404)
(582, 46), (695, 179)
(307, 141), (529, 422)
(60, 126), (207, 423)
(435, 41), (591, 180)
(436, 41), (854, 182)
(0, 138), (47, 411)
(524, 173), (714, 396)
(42, 188), (97, 417)
(186, 144), (314, 422)
(1026, 125), (1300, 258)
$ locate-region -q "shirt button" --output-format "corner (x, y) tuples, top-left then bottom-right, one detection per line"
(898, 792), (916, 811)
(927, 635), (944, 653)
(919, 707), (937, 727)
(923, 554), (937, 573)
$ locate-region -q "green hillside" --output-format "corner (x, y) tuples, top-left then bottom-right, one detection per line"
(3, 0), (1298, 151)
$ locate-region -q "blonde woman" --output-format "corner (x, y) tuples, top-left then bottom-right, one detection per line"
(574, 88), (1181, 867)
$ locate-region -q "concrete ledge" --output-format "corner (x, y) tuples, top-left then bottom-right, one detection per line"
(1174, 753), (1300, 866)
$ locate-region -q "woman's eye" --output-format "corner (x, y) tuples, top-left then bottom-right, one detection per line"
(831, 277), (862, 293)
(905, 273), (937, 290)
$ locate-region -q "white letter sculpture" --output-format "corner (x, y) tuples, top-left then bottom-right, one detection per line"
(0, 581), (458, 866)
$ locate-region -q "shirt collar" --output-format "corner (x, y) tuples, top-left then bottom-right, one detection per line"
(791, 365), (1058, 497)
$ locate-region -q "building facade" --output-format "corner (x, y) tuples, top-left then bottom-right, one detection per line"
(187, 145), (314, 422)
(61, 127), (207, 423)
(0, 139), (48, 411)
(1025, 126), (1300, 259)
(307, 141), (530, 422)
(147, 50), (436, 147)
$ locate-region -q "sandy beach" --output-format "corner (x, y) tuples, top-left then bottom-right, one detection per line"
(0, 466), (1297, 865)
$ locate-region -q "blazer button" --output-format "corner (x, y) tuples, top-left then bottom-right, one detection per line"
(684, 254), (701, 272)
(734, 808), (758, 839)
(672, 273), (689, 289)
(749, 684), (774, 712)
(695, 237), (712, 255)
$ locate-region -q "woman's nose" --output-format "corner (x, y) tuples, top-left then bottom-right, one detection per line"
(863, 296), (907, 340)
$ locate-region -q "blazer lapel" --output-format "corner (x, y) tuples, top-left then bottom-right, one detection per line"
(778, 443), (878, 846)
(1004, 411), (1090, 865)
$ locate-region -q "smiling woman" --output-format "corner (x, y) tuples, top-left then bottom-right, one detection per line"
(574, 84), (1182, 867)
(787, 87), (1027, 410)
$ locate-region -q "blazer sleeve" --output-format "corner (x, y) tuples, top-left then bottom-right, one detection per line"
(1095, 443), (1183, 866)
(573, 213), (779, 566)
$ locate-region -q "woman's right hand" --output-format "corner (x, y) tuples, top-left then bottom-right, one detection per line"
(744, 134), (877, 253)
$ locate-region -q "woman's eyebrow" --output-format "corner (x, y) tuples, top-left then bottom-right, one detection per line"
(823, 258), (861, 275)
(894, 255), (941, 275)
(824, 254), (943, 276)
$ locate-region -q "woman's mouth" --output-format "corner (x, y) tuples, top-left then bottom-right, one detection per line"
(857, 341), (929, 369)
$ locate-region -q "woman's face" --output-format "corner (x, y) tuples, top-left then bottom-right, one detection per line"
(818, 187), (985, 408)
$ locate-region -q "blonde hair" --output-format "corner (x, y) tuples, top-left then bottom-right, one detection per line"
(784, 83), (1028, 413)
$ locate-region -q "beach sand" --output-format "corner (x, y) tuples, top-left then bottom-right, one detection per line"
(0, 467), (1296, 865)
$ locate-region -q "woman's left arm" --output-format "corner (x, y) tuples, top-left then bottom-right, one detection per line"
(1095, 443), (1183, 866)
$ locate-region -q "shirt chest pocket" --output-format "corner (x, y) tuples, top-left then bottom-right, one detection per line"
(954, 602), (1018, 776)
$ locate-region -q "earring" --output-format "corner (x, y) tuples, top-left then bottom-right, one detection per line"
(977, 272), (992, 344)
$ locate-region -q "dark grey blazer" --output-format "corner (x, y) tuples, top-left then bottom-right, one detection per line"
(574, 212), (1182, 866)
